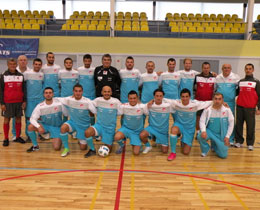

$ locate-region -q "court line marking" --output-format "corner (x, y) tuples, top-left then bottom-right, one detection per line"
(130, 155), (135, 210)
(114, 145), (126, 210)
(184, 163), (209, 210)
(210, 163), (249, 210)
(1, 168), (260, 192)
(90, 157), (109, 210)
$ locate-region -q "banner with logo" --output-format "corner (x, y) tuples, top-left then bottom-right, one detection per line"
(0, 38), (39, 58)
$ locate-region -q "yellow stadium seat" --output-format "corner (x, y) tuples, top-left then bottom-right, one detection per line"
(182, 17), (188, 21)
(224, 14), (231, 20)
(103, 11), (109, 17)
(140, 21), (148, 26)
(18, 10), (24, 16)
(85, 15), (92, 20)
(99, 20), (107, 25)
(77, 15), (84, 20)
(132, 21), (139, 27)
(179, 26), (187, 32)
(91, 20), (98, 25)
(66, 20), (73, 25)
(185, 22), (193, 27)
(169, 21), (177, 27)
(0, 22), (6, 29)
(171, 26), (179, 32)
(117, 11), (124, 17)
(223, 27), (230, 33)
(3, 10), (10, 15)
(125, 12), (131, 17)
(188, 26), (196, 32)
(140, 12), (147, 18)
(93, 15), (100, 20)
(27, 14), (34, 19)
(124, 21), (131, 26)
(105, 25), (110, 30)
(205, 27), (213, 33)
(217, 14), (223, 19)
(241, 23), (246, 28)
(88, 24), (96, 30)
(218, 22), (225, 28)
(133, 12), (139, 17)
(140, 17), (147, 21)
(117, 14), (124, 20)
(193, 22), (201, 27)
(31, 23), (40, 30)
(197, 26), (204, 33)
(203, 14), (209, 18)
(82, 20), (90, 25)
(116, 20), (123, 26)
(132, 17), (139, 21)
(214, 27), (222, 33)
(233, 23), (241, 28)
(80, 11), (87, 16)
(201, 22), (209, 27)
(33, 10), (39, 16)
(5, 19), (12, 24)
(21, 19), (29, 24)
(124, 16), (131, 21)
(13, 19), (21, 24)
(236, 18), (243, 22)
(226, 23), (233, 28)
(70, 15), (76, 19)
(25, 10), (32, 16)
(29, 19), (37, 24)
(12, 14), (19, 18)
(132, 25), (140, 31)
(205, 18), (211, 22)
(88, 11), (94, 17)
(73, 11), (79, 16)
(230, 27), (239, 33)
(181, 13), (187, 18)
(188, 13), (194, 19)
(257, 15), (260, 20)
(79, 24), (88, 30)
(97, 24), (105, 30)
(23, 23), (31, 30)
(178, 22), (185, 27)
(70, 24), (79, 30)
(115, 25), (122, 31)
(123, 25), (131, 31)
(38, 19), (45, 25)
(47, 11), (54, 16)
(101, 15), (108, 20)
(40, 10), (46, 16)
(95, 11), (102, 17)
(232, 14), (238, 19)
(141, 25), (149, 31)
(239, 27), (245, 33)
(195, 14), (202, 19)
(166, 13), (172, 19)
(74, 20), (81, 25)
(61, 24), (70, 30)
(0, 13), (3, 18)
(210, 14), (216, 19)
(19, 14), (26, 19)
(197, 17), (205, 22)
(190, 18), (197, 22)
(4, 14), (11, 18)
(11, 10), (17, 15)
(34, 14), (41, 19)
(209, 22), (217, 27)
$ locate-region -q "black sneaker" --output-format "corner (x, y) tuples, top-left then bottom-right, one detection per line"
(3, 139), (9, 147)
(27, 145), (39, 153)
(25, 137), (32, 143)
(13, 137), (26, 144)
(84, 149), (96, 158)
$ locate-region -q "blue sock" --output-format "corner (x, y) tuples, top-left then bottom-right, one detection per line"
(12, 117), (16, 137)
(60, 132), (69, 149)
(170, 134), (178, 153)
(90, 116), (95, 125)
(145, 141), (151, 147)
(28, 131), (38, 146)
(86, 137), (95, 151)
(117, 139), (124, 147)
(25, 119), (30, 137)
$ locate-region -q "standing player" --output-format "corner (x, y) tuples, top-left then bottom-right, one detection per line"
(94, 54), (121, 99)
(78, 54), (96, 100)
(26, 87), (67, 152)
(24, 58), (44, 141)
(119, 56), (141, 103)
(140, 89), (171, 154)
(215, 64), (240, 145)
(178, 58), (199, 99)
(84, 86), (122, 157)
(140, 61), (159, 103)
(165, 88), (212, 161)
(197, 93), (234, 158)
(0, 58), (26, 146)
(42, 52), (61, 97)
(194, 62), (216, 131)
(159, 58), (180, 99)
(58, 84), (96, 157)
(235, 64), (260, 150)
(58, 57), (79, 97)
(114, 90), (148, 155)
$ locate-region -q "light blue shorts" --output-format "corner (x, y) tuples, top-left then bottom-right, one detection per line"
(118, 126), (142, 146)
(92, 123), (115, 145)
(145, 126), (168, 146)
(173, 122), (195, 146)
(65, 120), (88, 140)
(41, 123), (60, 139)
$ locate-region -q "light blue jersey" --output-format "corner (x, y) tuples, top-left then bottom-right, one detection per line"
(58, 69), (79, 97)
(42, 64), (61, 97)
(24, 70), (44, 101)
(140, 72), (159, 103)
(178, 70), (199, 99)
(159, 71), (181, 99)
(30, 99), (67, 128)
(119, 68), (141, 103)
(77, 65), (96, 99)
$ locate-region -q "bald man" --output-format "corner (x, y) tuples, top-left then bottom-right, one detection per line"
(84, 86), (122, 158)
(216, 64), (240, 145)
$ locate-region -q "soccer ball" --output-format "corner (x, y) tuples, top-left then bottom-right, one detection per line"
(98, 145), (110, 157)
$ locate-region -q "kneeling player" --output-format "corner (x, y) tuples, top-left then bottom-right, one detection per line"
(27, 87), (67, 152)
(114, 90), (148, 155)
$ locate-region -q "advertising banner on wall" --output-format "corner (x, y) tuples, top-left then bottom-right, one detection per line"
(0, 38), (39, 58)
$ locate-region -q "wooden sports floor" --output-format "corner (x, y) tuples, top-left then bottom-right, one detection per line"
(0, 116), (260, 210)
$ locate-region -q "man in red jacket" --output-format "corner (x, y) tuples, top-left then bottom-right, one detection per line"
(235, 63), (260, 151)
(0, 58), (26, 146)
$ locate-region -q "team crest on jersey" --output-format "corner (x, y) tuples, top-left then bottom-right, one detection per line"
(80, 104), (84, 107)
(54, 69), (57, 72)
(189, 107), (193, 111)
(54, 107), (58, 111)
(72, 74), (75, 76)
(110, 104), (114, 107)
(162, 108), (166, 111)
(137, 109), (141, 113)
(153, 76), (157, 80)
(248, 83), (252, 85)
(222, 112), (226, 115)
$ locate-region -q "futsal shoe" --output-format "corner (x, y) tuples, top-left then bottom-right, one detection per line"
(142, 146), (152, 154)
(248, 145), (254, 151)
(167, 152), (176, 161)
(14, 137), (26, 144)
(84, 149), (96, 158)
(27, 145), (39, 153)
(3, 139), (9, 147)
(234, 143), (241, 148)
(61, 148), (70, 157)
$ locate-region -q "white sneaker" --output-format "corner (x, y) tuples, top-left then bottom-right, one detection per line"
(248, 145), (254, 151)
(41, 133), (50, 140)
(201, 153), (208, 157)
(234, 143), (241, 148)
(11, 135), (16, 141)
(72, 132), (77, 139)
(142, 146), (152, 154)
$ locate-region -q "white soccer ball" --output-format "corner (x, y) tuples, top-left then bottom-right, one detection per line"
(98, 145), (110, 157)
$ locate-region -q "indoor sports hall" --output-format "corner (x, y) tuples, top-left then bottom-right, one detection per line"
(1, 0), (260, 209)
